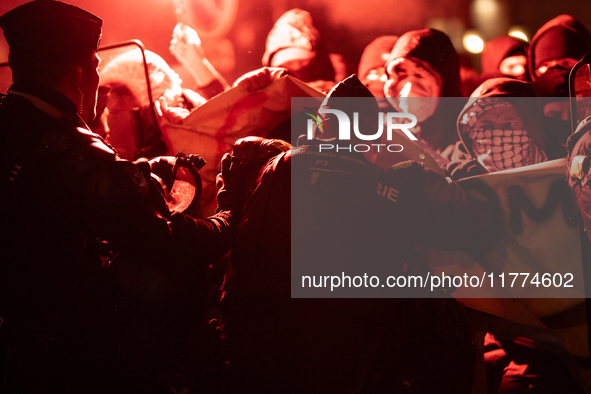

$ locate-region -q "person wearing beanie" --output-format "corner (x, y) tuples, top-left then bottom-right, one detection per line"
(528, 15), (591, 155)
(480, 36), (529, 82)
(261, 8), (346, 92)
(357, 35), (398, 98)
(383, 28), (463, 154)
(529, 14), (591, 89)
(449, 78), (547, 177)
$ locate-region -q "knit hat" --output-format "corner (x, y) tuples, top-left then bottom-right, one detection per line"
(262, 9), (320, 67)
(386, 29), (461, 97)
(528, 14), (591, 81)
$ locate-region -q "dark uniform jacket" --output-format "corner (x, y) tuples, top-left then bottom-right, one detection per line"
(220, 142), (500, 393)
(0, 82), (237, 392)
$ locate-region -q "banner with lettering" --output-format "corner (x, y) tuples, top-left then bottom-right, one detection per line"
(428, 158), (588, 357)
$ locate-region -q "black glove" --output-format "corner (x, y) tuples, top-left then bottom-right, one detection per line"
(444, 159), (489, 181)
(134, 157), (172, 219)
(232, 136), (291, 163)
(148, 156), (176, 190)
(216, 137), (291, 211)
(216, 152), (244, 212)
(233, 137), (291, 199)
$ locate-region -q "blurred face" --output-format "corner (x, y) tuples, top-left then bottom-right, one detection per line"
(536, 57), (578, 77)
(384, 58), (442, 122)
(80, 52), (101, 122)
(275, 58), (313, 72)
(270, 48), (316, 82)
(384, 58), (442, 97)
(160, 71), (184, 108)
(147, 58), (185, 107)
(499, 55), (527, 78)
(362, 66), (387, 97)
(469, 104), (544, 171)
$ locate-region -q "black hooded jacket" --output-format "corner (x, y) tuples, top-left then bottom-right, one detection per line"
(385, 29), (464, 152)
(528, 14), (591, 95)
(480, 36), (529, 81)
(457, 78), (545, 157)
(386, 28), (462, 98)
(446, 78), (548, 179)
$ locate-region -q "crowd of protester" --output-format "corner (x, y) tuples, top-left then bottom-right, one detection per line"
(2, 1), (591, 393)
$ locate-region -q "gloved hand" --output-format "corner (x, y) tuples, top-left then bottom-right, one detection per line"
(148, 156), (177, 189)
(216, 152), (244, 212)
(233, 67), (290, 92)
(232, 136), (291, 164)
(444, 159), (488, 181)
(233, 137), (291, 200)
(134, 157), (172, 219)
(216, 137), (291, 211)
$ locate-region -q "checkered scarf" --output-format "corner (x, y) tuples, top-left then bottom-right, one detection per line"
(460, 98), (547, 171)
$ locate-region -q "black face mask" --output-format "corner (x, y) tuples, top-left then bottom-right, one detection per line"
(533, 67), (570, 97)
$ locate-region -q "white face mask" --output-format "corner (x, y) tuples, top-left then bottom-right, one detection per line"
(499, 55), (527, 78)
(384, 57), (442, 123)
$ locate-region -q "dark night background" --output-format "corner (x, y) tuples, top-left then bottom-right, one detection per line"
(1, 0), (590, 85)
